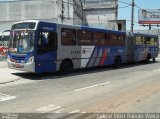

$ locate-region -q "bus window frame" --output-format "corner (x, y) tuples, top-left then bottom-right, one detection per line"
(61, 28), (76, 46)
(77, 30), (93, 46)
(154, 37), (158, 46)
(135, 36), (143, 46)
(117, 34), (125, 46)
(109, 33), (118, 46)
(93, 31), (106, 46)
(37, 31), (57, 53)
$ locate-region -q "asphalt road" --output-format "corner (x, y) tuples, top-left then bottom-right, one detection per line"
(0, 59), (160, 119)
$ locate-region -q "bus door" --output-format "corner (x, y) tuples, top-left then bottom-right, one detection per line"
(35, 31), (57, 73)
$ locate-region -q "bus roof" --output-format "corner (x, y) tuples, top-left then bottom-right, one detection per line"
(133, 32), (158, 37)
(13, 20), (126, 34)
(12, 20), (158, 37)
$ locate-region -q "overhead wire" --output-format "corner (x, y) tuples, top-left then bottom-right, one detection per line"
(118, 4), (131, 9)
(118, 0), (131, 5)
(119, 0), (160, 30)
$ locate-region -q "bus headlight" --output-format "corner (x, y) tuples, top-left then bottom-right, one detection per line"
(27, 56), (34, 63)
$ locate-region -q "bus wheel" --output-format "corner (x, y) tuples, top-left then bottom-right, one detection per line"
(152, 58), (156, 62)
(145, 54), (151, 63)
(113, 56), (121, 68)
(60, 60), (73, 75)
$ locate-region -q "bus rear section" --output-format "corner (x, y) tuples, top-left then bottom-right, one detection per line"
(134, 33), (159, 62)
(126, 33), (159, 63)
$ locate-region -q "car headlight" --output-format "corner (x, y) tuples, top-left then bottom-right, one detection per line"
(27, 56), (34, 63)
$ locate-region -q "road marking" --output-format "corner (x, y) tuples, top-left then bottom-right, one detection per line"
(153, 68), (160, 72)
(54, 109), (64, 113)
(74, 81), (110, 92)
(0, 80), (35, 88)
(35, 105), (61, 113)
(81, 112), (87, 113)
(0, 93), (16, 102)
(69, 110), (80, 113)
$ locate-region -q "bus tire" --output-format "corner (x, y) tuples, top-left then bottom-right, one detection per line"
(113, 56), (121, 68)
(60, 59), (73, 75)
(145, 54), (151, 63)
(152, 58), (156, 62)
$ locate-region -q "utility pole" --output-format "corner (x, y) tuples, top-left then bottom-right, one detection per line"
(131, 0), (134, 32)
(115, 0), (118, 19)
(61, 0), (65, 24)
(149, 24), (151, 30)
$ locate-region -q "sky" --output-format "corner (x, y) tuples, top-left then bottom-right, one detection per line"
(0, 0), (15, 1)
(118, 0), (160, 30)
(0, 0), (160, 30)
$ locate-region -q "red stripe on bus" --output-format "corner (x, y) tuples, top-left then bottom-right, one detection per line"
(99, 49), (108, 66)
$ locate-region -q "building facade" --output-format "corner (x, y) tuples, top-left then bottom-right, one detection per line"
(83, 0), (118, 29)
(0, 0), (85, 32)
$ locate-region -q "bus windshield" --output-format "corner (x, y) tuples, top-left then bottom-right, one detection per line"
(9, 30), (35, 53)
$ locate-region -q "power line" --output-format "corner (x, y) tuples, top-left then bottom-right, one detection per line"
(118, 0), (156, 16)
(119, 0), (160, 31)
(119, 4), (131, 9)
(118, 0), (131, 5)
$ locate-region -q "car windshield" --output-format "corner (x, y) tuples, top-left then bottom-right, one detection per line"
(8, 30), (35, 53)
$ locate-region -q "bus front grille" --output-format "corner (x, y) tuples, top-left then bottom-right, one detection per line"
(11, 55), (26, 60)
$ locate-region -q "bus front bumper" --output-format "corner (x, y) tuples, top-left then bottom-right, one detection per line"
(7, 61), (35, 73)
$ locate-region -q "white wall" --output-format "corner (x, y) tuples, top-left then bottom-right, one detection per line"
(0, 0), (85, 32)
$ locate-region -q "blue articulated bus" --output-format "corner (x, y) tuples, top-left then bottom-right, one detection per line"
(7, 20), (159, 73)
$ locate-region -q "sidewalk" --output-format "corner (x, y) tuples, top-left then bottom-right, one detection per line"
(0, 61), (21, 84)
(0, 60), (8, 68)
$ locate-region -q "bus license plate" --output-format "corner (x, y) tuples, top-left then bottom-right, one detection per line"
(15, 63), (23, 68)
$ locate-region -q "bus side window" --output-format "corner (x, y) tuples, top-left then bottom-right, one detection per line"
(135, 36), (143, 46)
(61, 28), (76, 46)
(146, 37), (155, 46)
(93, 32), (106, 45)
(150, 37), (155, 46)
(109, 33), (117, 46)
(77, 30), (93, 46)
(118, 34), (125, 46)
(146, 37), (151, 45)
(48, 32), (57, 50)
(106, 33), (110, 45)
(38, 32), (57, 52)
(155, 37), (158, 46)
